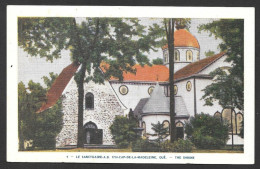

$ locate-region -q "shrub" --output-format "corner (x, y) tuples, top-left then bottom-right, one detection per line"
(132, 139), (160, 152)
(110, 116), (138, 148)
(185, 113), (229, 149)
(160, 139), (193, 152)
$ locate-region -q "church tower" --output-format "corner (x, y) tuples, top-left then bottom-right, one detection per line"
(162, 29), (200, 72)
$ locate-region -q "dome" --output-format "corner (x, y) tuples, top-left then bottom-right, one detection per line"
(162, 29), (200, 49)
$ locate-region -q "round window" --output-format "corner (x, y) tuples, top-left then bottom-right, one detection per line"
(148, 86), (155, 95)
(186, 81), (192, 91)
(174, 85), (178, 95)
(119, 85), (128, 95)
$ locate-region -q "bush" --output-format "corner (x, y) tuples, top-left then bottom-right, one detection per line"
(110, 116), (138, 148)
(132, 139), (160, 152)
(160, 139), (193, 152)
(185, 113), (229, 149)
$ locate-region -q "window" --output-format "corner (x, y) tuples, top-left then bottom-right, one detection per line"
(176, 121), (184, 139)
(222, 109), (236, 134)
(186, 50), (193, 62)
(164, 50), (168, 63)
(214, 111), (222, 120)
(163, 120), (170, 134)
(85, 92), (94, 109)
(197, 51), (200, 61)
(148, 86), (155, 95)
(186, 81), (192, 91)
(174, 85), (178, 95)
(119, 85), (128, 95)
(236, 113), (243, 134)
(174, 50), (180, 61)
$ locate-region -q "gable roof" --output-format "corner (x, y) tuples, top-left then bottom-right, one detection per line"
(174, 52), (226, 80)
(101, 63), (169, 82)
(37, 62), (80, 113)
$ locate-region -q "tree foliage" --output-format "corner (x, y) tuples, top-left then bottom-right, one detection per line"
(185, 113), (229, 149)
(18, 17), (162, 147)
(152, 58), (163, 65)
(18, 73), (62, 150)
(109, 116), (138, 148)
(204, 50), (215, 57)
(150, 121), (169, 149)
(199, 19), (244, 111)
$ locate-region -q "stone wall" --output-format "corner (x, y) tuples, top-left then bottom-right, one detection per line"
(56, 77), (124, 148)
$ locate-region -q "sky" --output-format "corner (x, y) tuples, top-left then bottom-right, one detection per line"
(18, 18), (223, 87)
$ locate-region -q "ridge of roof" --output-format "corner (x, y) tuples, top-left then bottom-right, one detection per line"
(174, 52), (226, 80)
(37, 62), (80, 113)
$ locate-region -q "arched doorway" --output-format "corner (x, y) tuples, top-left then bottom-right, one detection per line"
(84, 121), (103, 144)
(176, 121), (184, 139)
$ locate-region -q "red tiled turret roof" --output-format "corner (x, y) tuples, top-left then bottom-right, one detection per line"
(162, 29), (200, 50)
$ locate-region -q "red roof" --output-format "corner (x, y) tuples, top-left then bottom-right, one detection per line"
(37, 62), (80, 113)
(37, 52), (225, 113)
(101, 63), (169, 82)
(174, 52), (226, 80)
(162, 29), (200, 49)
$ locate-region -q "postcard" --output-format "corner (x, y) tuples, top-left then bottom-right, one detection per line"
(7, 6), (255, 164)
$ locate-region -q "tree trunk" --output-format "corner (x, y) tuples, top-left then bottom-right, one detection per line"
(165, 19), (176, 143)
(77, 63), (87, 148)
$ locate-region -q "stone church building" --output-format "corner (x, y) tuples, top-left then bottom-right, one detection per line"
(37, 29), (244, 148)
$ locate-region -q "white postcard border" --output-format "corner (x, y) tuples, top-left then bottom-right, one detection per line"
(7, 6), (255, 164)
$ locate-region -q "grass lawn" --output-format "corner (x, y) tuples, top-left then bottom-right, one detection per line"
(25, 148), (243, 153)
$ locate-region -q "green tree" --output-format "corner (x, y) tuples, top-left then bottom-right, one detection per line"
(150, 121), (169, 150)
(18, 17), (161, 148)
(199, 19), (244, 111)
(152, 58), (163, 65)
(205, 50), (215, 57)
(42, 72), (58, 90)
(185, 113), (229, 149)
(33, 100), (63, 149)
(109, 116), (138, 148)
(18, 73), (62, 150)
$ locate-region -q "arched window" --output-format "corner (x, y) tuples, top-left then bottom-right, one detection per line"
(164, 50), (169, 63)
(142, 121), (146, 136)
(186, 81), (192, 91)
(236, 113), (243, 134)
(214, 111), (222, 120)
(176, 121), (184, 139)
(186, 50), (193, 62)
(148, 86), (155, 95)
(163, 120), (170, 134)
(174, 85), (178, 95)
(85, 92), (94, 109)
(174, 50), (180, 61)
(222, 109), (236, 134)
